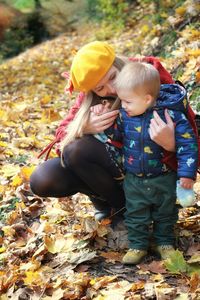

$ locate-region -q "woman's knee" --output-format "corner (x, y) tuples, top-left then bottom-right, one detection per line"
(30, 159), (62, 197)
(30, 167), (43, 196)
(30, 165), (49, 196)
(62, 137), (92, 168)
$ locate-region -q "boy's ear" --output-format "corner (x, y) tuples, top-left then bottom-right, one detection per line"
(145, 94), (153, 105)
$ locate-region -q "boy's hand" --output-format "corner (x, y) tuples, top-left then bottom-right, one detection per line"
(180, 177), (194, 189)
(90, 102), (111, 115)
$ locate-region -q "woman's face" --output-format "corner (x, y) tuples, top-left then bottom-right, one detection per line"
(93, 65), (119, 97)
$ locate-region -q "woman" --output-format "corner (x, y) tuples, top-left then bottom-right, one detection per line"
(30, 41), (176, 221)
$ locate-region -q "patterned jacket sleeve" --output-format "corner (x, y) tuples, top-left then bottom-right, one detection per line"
(172, 110), (198, 179)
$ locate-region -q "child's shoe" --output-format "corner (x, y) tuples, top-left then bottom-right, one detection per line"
(176, 180), (195, 207)
(122, 249), (147, 265)
(155, 245), (176, 260)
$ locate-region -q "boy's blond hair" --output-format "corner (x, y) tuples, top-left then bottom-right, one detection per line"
(115, 61), (160, 100)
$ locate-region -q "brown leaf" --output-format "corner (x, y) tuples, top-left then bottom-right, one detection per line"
(138, 260), (167, 274)
(189, 273), (200, 293)
(186, 244), (200, 256)
(100, 251), (123, 263)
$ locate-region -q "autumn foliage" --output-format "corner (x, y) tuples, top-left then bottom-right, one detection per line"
(0, 0), (200, 299)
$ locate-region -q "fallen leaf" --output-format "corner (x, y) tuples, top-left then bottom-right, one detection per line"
(100, 251), (123, 263)
(139, 260), (167, 274)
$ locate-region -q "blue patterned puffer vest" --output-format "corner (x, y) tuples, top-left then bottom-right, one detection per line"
(106, 84), (198, 179)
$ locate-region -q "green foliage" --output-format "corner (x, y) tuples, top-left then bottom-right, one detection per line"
(164, 250), (200, 276)
(86, 0), (129, 30)
(4, 0), (75, 12)
(10, 154), (30, 164)
(164, 250), (188, 274)
(3, 0), (36, 12)
(154, 31), (178, 57)
(189, 87), (200, 112)
(0, 197), (20, 223)
(10, 0), (35, 11)
(0, 26), (33, 59)
(173, 66), (184, 81)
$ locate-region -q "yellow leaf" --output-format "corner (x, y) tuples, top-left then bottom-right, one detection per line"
(0, 247), (6, 253)
(0, 109), (7, 120)
(20, 165), (36, 181)
(12, 175), (23, 187)
(41, 109), (61, 122)
(160, 12), (168, 18)
(4, 149), (14, 157)
(24, 271), (42, 285)
(141, 24), (149, 34)
(0, 141), (7, 148)
(151, 273), (164, 282)
(0, 185), (6, 194)
(93, 296), (105, 300)
(0, 133), (9, 139)
(13, 102), (29, 112)
(16, 201), (26, 210)
(2, 226), (16, 237)
(0, 295), (8, 300)
(190, 29), (200, 39)
(186, 49), (200, 57)
(175, 6), (186, 16)
(12, 137), (35, 149)
(44, 234), (75, 254)
(1, 164), (20, 178)
(40, 95), (52, 105)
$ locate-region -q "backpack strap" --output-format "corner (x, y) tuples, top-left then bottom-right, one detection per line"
(174, 80), (186, 89)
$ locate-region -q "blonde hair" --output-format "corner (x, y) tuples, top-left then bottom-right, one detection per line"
(60, 57), (125, 159)
(115, 61), (160, 99)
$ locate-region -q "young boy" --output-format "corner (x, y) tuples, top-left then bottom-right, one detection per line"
(103, 62), (198, 264)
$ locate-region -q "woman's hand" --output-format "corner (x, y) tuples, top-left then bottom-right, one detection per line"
(149, 109), (175, 152)
(84, 109), (119, 134)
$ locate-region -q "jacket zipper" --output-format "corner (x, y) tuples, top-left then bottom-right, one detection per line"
(140, 113), (146, 174)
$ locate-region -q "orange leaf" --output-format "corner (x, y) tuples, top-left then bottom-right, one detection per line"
(100, 218), (111, 226)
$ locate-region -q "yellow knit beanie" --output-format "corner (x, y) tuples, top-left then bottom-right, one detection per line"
(69, 41), (115, 93)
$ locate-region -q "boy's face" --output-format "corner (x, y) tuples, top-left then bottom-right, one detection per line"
(117, 89), (153, 117)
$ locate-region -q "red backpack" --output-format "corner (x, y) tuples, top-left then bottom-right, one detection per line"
(38, 56), (200, 174)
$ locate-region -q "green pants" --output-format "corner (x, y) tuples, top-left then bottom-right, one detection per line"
(124, 172), (178, 250)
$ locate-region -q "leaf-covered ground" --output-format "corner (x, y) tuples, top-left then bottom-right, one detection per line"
(0, 1), (200, 299)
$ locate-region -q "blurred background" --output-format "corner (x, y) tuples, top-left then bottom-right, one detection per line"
(0, 0), (136, 59)
(1, 0), (199, 109)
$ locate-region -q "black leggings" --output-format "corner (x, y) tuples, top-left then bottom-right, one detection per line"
(30, 136), (125, 210)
